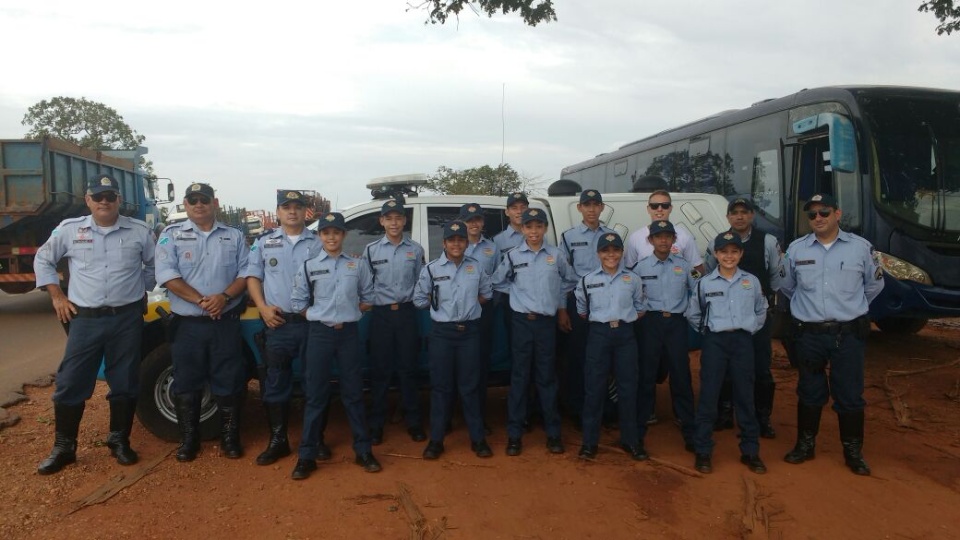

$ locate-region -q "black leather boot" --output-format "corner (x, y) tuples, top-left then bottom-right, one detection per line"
(174, 392), (202, 462)
(106, 398), (139, 465)
(217, 393), (244, 459)
(755, 381), (776, 439)
(839, 410), (871, 476)
(714, 379), (734, 431)
(784, 403), (821, 464)
(256, 401), (291, 465)
(38, 402), (84, 475)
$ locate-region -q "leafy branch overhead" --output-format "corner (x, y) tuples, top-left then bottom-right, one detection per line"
(425, 164), (541, 196)
(918, 0), (960, 35)
(411, 0), (556, 26)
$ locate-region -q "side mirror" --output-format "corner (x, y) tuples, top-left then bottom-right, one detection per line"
(166, 183), (175, 203)
(792, 113), (856, 173)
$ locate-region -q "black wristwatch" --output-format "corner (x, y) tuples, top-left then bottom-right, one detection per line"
(222, 292), (233, 302)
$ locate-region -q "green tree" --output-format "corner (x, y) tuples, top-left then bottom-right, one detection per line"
(22, 97), (154, 174)
(425, 164), (541, 196)
(919, 0), (960, 35)
(411, 0), (556, 26)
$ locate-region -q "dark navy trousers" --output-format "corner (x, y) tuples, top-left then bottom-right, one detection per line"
(299, 322), (371, 460)
(428, 321), (485, 444)
(171, 316), (244, 397)
(796, 330), (866, 413)
(368, 304), (422, 431)
(507, 315), (562, 440)
(581, 322), (639, 447)
(262, 320), (308, 404)
(561, 292), (588, 418)
(54, 308), (142, 405)
(694, 330), (759, 456)
(637, 312), (695, 443)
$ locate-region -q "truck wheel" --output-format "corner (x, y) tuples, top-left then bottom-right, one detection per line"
(0, 283), (36, 294)
(137, 343), (220, 442)
(875, 317), (927, 334)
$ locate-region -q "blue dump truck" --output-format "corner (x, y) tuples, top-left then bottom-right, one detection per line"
(0, 136), (172, 294)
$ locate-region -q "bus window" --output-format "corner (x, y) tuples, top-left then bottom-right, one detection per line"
(726, 114), (784, 206)
(752, 149), (781, 220)
(635, 143), (678, 189)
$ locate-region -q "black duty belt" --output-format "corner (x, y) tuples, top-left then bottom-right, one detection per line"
(75, 300), (141, 318)
(647, 311), (681, 318)
(373, 302), (414, 312)
(281, 312), (307, 323)
(591, 320), (629, 329)
(519, 312), (554, 321)
(796, 319), (860, 335)
(435, 320), (477, 332)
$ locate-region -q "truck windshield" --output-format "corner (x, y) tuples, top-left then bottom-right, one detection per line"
(861, 93), (960, 234)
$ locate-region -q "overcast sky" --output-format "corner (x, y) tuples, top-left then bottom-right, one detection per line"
(1, 0), (958, 211)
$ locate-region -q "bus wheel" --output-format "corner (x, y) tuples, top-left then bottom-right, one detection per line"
(874, 317), (927, 334)
(137, 343), (220, 442)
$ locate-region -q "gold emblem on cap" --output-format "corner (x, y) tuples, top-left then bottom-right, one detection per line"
(190, 184), (201, 192)
(605, 234), (615, 241)
(723, 233), (734, 240)
(658, 221), (667, 228)
(386, 200), (397, 207)
(324, 214), (335, 222)
(587, 191), (596, 196)
(450, 223), (461, 231)
(513, 192), (522, 198)
(811, 194), (822, 201)
(100, 177), (112, 186)
(529, 209), (539, 216)
(467, 205), (477, 212)
(286, 191), (298, 199)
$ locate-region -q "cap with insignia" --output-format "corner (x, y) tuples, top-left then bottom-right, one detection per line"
(87, 174), (120, 195)
(802, 193), (839, 211)
(713, 231), (744, 251)
(521, 208), (548, 224)
(579, 189), (603, 204)
(458, 203), (484, 221)
(316, 212), (346, 231)
(727, 197), (754, 213)
(596, 232), (624, 251)
(443, 220), (468, 240)
(648, 220), (677, 236)
(184, 182), (215, 199)
(506, 192), (529, 207)
(277, 189), (308, 207)
(380, 199), (405, 216)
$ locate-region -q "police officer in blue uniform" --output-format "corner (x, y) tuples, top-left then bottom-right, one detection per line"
(493, 208), (576, 456)
(290, 212), (381, 480)
(574, 232), (645, 460)
(780, 194), (884, 476)
(634, 220), (699, 453)
(34, 174), (156, 474)
(687, 232), (769, 474)
(560, 189), (614, 426)
(704, 198), (783, 437)
(460, 203), (499, 429)
(155, 182), (249, 462)
(244, 190), (322, 465)
(363, 199), (426, 445)
(415, 220), (494, 459)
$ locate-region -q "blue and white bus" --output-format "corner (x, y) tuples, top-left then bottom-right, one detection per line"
(560, 86), (960, 332)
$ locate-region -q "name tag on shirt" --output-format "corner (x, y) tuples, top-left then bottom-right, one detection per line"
(512, 263), (528, 270)
(571, 241), (588, 247)
(586, 283), (604, 289)
(264, 238), (283, 248)
(434, 276), (451, 282)
(176, 232), (197, 241)
(796, 260), (816, 266)
(641, 275), (657, 280)
(310, 269), (330, 276)
(371, 259), (388, 266)
(705, 292), (724, 298)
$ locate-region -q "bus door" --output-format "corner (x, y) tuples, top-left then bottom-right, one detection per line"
(792, 135), (833, 238)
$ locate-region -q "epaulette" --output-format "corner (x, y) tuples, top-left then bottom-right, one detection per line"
(787, 235), (810, 250)
(123, 216), (151, 229)
(256, 228), (276, 240)
(61, 216), (87, 226)
(161, 223), (182, 234)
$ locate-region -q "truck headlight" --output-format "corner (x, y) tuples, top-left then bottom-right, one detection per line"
(876, 251), (932, 285)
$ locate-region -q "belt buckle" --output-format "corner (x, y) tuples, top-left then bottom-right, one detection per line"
(662, 312), (671, 318)
(609, 321), (619, 328)
(456, 324), (466, 331)
(526, 313), (537, 321)
(333, 323), (344, 330)
(390, 303), (400, 311)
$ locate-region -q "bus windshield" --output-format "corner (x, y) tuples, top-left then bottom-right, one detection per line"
(861, 93), (960, 234)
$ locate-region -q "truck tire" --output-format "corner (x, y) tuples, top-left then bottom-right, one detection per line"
(0, 283), (37, 294)
(875, 317), (927, 334)
(137, 343), (220, 442)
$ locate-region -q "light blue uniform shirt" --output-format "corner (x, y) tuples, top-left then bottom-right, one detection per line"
(780, 230), (884, 323)
(704, 229), (783, 292)
(633, 253), (699, 314)
(34, 215), (156, 307)
(362, 236), (424, 305)
(493, 226), (525, 259)
(155, 220), (248, 316)
(242, 228), (321, 313)
(574, 266), (644, 323)
(413, 253), (493, 322)
(291, 249), (374, 325)
(492, 242), (577, 315)
(560, 222), (614, 277)
(464, 236), (499, 276)
(685, 268), (768, 334)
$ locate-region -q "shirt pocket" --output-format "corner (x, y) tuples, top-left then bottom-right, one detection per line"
(220, 244), (239, 269)
(71, 244), (96, 271)
(795, 265), (819, 292)
(117, 242), (144, 270)
(837, 261), (864, 298)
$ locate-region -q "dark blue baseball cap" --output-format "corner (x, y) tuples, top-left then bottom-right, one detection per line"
(714, 231), (743, 251)
(803, 193), (839, 211)
(184, 182), (215, 199)
(521, 208), (548, 224)
(580, 189), (603, 204)
(381, 199), (405, 216)
(506, 192), (529, 207)
(87, 174), (120, 195)
(316, 212), (346, 231)
(443, 220), (468, 239)
(597, 232), (624, 251)
(277, 189), (308, 207)
(648, 220), (677, 236)
(459, 203), (484, 221)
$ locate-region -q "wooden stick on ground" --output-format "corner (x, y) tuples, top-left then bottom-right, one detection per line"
(68, 446), (174, 515)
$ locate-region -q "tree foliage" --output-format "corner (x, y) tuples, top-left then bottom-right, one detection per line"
(918, 0), (960, 35)
(411, 0), (556, 26)
(22, 97), (153, 174)
(425, 164), (540, 196)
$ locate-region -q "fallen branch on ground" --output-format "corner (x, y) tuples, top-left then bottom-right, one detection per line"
(68, 446), (174, 515)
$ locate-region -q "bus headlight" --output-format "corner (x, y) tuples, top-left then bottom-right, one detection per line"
(876, 251), (932, 285)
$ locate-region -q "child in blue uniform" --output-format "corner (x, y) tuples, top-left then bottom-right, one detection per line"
(686, 232), (768, 474)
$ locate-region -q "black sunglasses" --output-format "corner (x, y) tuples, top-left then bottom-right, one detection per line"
(186, 196), (211, 206)
(91, 192), (118, 203)
(648, 202), (672, 210)
(806, 209), (833, 220)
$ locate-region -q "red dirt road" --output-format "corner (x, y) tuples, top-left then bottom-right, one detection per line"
(1, 323), (959, 540)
